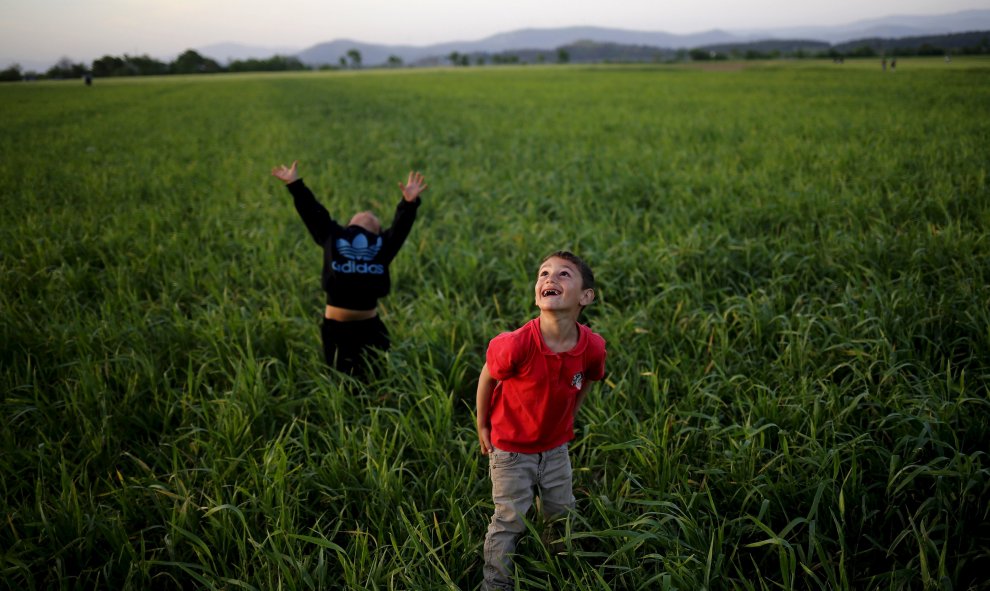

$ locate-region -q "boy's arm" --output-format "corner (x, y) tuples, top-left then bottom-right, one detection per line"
(398, 171), (428, 203)
(288, 180), (339, 246)
(573, 380), (596, 419)
(271, 160), (300, 184)
(379, 171), (426, 261)
(476, 363), (497, 455)
(272, 160), (341, 245)
(575, 335), (607, 419)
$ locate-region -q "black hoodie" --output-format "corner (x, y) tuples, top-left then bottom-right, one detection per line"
(287, 179), (420, 310)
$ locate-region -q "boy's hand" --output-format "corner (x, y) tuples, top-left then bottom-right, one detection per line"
(399, 171), (428, 202)
(271, 160), (300, 184)
(478, 426), (494, 455)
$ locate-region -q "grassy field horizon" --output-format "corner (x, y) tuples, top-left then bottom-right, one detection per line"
(2, 59), (988, 590)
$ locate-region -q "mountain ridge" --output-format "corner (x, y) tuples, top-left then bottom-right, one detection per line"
(195, 9), (990, 66)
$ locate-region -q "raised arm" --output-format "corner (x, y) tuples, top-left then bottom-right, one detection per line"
(476, 363), (497, 455)
(272, 160), (341, 246)
(271, 160), (300, 184)
(378, 171), (426, 261)
(398, 171), (428, 202)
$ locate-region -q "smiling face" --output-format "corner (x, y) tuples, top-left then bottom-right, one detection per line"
(534, 256), (595, 312)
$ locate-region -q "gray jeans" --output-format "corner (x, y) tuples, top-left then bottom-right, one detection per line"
(482, 443), (575, 591)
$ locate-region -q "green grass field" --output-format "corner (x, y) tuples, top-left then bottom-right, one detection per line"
(2, 58), (989, 590)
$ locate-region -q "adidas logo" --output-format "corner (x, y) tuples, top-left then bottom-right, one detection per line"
(336, 234), (382, 261)
(333, 234), (385, 275)
(332, 260), (385, 274)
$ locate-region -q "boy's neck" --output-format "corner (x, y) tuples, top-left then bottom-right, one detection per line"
(538, 310), (581, 353)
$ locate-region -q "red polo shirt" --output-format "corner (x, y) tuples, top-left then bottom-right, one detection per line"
(486, 318), (607, 453)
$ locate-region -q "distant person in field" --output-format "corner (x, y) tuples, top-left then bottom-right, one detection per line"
(271, 160), (427, 375)
(475, 250), (607, 591)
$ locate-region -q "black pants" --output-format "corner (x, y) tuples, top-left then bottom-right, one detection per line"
(321, 316), (390, 376)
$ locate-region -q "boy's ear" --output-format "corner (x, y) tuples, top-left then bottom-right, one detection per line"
(579, 288), (595, 307)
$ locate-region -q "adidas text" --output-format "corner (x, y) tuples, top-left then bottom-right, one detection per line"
(332, 260), (385, 275)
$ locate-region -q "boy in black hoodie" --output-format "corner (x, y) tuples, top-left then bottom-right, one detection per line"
(272, 160), (427, 375)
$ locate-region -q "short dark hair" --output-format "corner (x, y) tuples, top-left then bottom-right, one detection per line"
(540, 250), (595, 291)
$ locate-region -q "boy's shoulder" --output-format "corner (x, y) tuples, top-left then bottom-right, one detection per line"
(580, 322), (606, 350)
(572, 322), (606, 360)
(489, 318), (540, 348)
(486, 319), (540, 380)
(489, 319), (604, 356)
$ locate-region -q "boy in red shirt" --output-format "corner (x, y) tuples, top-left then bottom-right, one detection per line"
(476, 251), (607, 590)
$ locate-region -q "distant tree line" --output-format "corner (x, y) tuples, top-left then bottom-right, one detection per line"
(0, 46), (400, 83)
(831, 31), (990, 57)
(695, 31), (990, 61)
(0, 49), (309, 82)
(3, 31), (988, 82)
(421, 31), (990, 67)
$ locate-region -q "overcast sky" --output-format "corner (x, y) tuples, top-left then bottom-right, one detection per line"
(2, 0), (988, 67)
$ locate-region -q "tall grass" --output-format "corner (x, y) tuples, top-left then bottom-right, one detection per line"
(2, 59), (989, 589)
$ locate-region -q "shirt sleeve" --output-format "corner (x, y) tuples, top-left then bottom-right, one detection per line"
(378, 197), (420, 263)
(486, 331), (524, 381)
(287, 179), (343, 246)
(585, 333), (607, 381)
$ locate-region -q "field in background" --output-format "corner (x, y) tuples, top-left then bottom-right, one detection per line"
(2, 59), (989, 589)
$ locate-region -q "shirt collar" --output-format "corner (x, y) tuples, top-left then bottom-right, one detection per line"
(531, 317), (587, 356)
